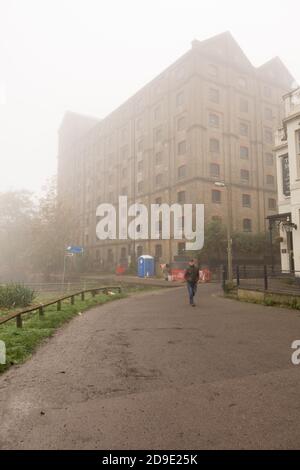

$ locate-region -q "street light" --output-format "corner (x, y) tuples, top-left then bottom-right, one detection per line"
(214, 181), (233, 283)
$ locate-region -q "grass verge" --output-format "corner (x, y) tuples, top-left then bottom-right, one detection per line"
(224, 290), (300, 310)
(0, 289), (129, 374)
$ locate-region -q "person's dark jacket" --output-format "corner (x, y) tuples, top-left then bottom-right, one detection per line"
(184, 265), (199, 283)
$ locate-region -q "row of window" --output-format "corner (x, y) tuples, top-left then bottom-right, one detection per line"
(95, 186), (277, 210)
(209, 165), (275, 184)
(106, 165), (275, 194)
(122, 139), (275, 168)
(208, 88), (273, 119)
(98, 117), (274, 161)
(94, 215), (258, 261)
(93, 214), (257, 259)
(208, 113), (273, 142)
(137, 92), (273, 136)
(209, 138), (274, 163)
(106, 219), (257, 260)
(208, 64), (273, 99)
(103, 143), (274, 184)
(96, 134), (274, 171)
(90, 212), (258, 255)
(175, 190), (276, 209)
(139, 149), (273, 174)
(143, 163), (275, 186)
(211, 190), (276, 209)
(137, 167), (274, 190)
(123, 137), (274, 165)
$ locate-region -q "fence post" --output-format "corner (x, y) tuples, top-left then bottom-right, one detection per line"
(222, 265), (226, 291)
(16, 314), (22, 328)
(264, 265), (268, 291)
(236, 265), (240, 287)
(39, 306), (44, 318)
(57, 300), (61, 311)
(81, 292), (85, 301)
(70, 295), (75, 305)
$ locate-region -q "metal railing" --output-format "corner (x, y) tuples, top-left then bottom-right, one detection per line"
(0, 285), (122, 329)
(222, 264), (300, 295)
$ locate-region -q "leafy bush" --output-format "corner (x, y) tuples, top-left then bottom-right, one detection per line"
(289, 297), (298, 309)
(0, 283), (36, 309)
(264, 298), (276, 307)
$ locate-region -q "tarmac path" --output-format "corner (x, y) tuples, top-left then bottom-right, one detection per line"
(0, 284), (300, 449)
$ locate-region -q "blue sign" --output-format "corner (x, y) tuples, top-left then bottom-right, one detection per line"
(67, 246), (84, 254)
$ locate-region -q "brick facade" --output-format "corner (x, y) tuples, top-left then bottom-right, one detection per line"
(58, 32), (294, 268)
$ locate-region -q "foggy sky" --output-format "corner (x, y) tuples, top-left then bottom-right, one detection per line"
(0, 0), (299, 194)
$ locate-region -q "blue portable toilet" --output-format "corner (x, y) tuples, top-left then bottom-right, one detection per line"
(137, 255), (155, 278)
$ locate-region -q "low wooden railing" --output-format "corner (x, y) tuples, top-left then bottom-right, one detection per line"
(0, 286), (122, 329)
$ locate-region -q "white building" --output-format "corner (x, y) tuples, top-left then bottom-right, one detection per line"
(273, 87), (300, 272)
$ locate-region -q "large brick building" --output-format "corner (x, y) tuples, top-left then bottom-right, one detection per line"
(58, 32), (294, 269)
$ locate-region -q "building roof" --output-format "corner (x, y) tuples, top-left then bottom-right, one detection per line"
(257, 56), (296, 89)
(59, 32), (296, 145)
(59, 111), (99, 135)
(58, 111), (100, 149)
(195, 32), (295, 88)
(192, 31), (254, 71)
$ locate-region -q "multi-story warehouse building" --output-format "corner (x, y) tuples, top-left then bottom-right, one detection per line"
(58, 32), (294, 269)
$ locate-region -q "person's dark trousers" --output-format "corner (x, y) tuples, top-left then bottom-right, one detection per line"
(187, 281), (197, 305)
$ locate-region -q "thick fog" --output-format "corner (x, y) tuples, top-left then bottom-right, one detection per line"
(0, 0), (299, 193)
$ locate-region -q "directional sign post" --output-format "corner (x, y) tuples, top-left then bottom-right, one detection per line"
(67, 246), (84, 254)
(62, 246), (84, 288)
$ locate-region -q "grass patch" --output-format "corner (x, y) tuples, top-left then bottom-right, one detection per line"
(0, 284), (162, 374)
(225, 291), (300, 310)
(0, 290), (126, 374)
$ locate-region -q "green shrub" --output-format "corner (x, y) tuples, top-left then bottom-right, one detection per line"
(264, 297), (276, 306)
(0, 283), (36, 309)
(289, 297), (298, 309)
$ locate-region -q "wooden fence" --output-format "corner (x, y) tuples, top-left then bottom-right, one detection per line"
(0, 286), (122, 329)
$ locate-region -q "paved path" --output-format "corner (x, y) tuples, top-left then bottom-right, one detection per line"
(0, 284), (300, 449)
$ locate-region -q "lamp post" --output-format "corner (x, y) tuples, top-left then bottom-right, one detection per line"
(214, 181), (233, 283)
(281, 218), (297, 273)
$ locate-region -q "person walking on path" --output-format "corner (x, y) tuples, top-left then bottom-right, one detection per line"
(162, 263), (171, 281)
(184, 259), (200, 307)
